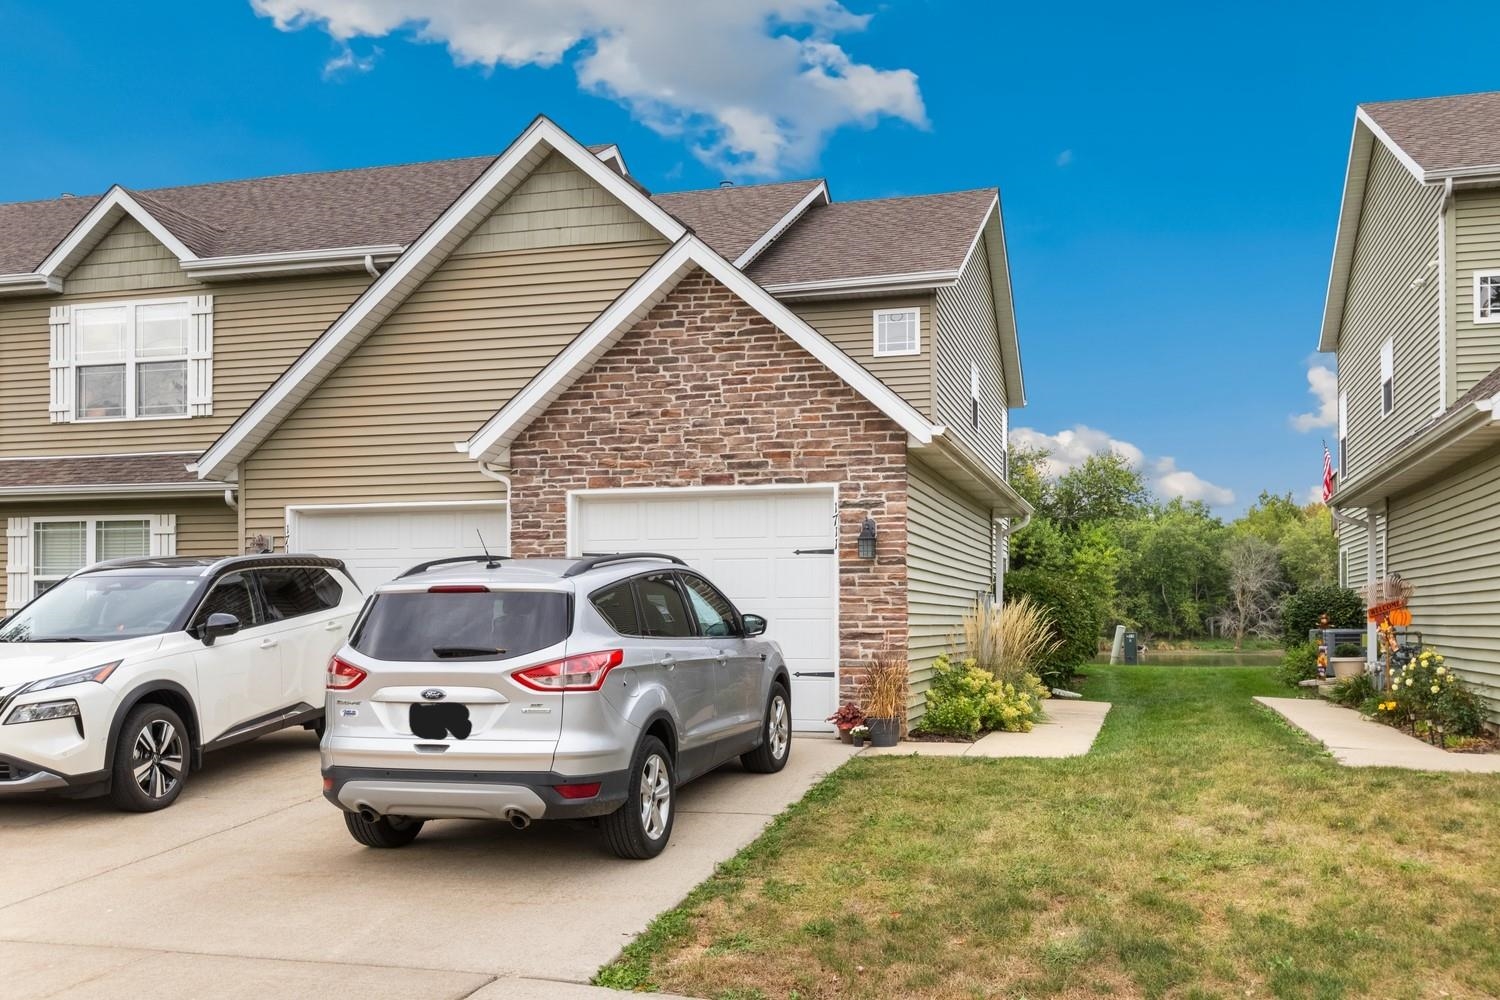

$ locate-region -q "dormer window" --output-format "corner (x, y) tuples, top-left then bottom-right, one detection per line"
(1379, 338), (1394, 416)
(48, 295), (213, 423)
(873, 308), (919, 357)
(1475, 271), (1500, 324)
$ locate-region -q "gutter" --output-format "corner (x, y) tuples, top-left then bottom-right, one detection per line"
(0, 482), (231, 503)
(179, 244), (405, 280)
(1329, 391), (1500, 507)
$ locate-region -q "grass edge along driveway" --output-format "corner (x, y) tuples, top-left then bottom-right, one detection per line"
(595, 666), (1500, 1000)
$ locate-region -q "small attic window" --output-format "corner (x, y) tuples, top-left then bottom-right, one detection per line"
(873, 308), (919, 357)
(1475, 271), (1500, 324)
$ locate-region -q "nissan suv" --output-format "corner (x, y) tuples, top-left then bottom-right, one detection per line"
(321, 553), (792, 859)
(0, 555), (362, 810)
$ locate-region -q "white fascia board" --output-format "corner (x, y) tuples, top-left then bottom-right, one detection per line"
(37, 187), (200, 278)
(733, 180), (830, 268)
(0, 482), (227, 501)
(181, 244), (405, 279)
(0, 273), (61, 295)
(195, 116), (687, 482)
(1354, 107), (1430, 183)
(463, 235), (939, 462)
(593, 144), (629, 176)
(1319, 120), (1376, 353)
(952, 192), (1000, 279)
(760, 270), (961, 296)
(979, 200), (1026, 409)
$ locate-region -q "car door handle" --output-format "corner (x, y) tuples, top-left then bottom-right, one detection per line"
(259, 639), (279, 650)
(660, 654), (676, 669)
(324, 621), (344, 631)
(715, 651), (728, 664)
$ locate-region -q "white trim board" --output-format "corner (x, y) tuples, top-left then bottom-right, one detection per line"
(284, 499), (510, 552)
(193, 115), (688, 482)
(733, 180), (830, 268)
(36, 187), (201, 280)
(459, 234), (940, 463)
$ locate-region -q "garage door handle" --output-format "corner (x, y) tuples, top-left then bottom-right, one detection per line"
(793, 671), (835, 678)
(259, 639), (279, 650)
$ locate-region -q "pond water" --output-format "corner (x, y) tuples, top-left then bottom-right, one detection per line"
(1090, 650), (1283, 667)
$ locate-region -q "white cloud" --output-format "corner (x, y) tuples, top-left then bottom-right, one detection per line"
(1303, 485), (1326, 506)
(250, 0), (928, 177)
(1055, 149), (1073, 167)
(1012, 424), (1235, 507)
(1291, 362), (1338, 432)
(323, 43), (380, 77)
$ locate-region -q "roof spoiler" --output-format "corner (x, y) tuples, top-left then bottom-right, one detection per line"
(562, 552), (687, 578)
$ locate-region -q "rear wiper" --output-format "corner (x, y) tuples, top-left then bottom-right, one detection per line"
(432, 646), (502, 658)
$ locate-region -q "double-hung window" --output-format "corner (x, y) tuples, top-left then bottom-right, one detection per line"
(1337, 390), (1349, 475)
(49, 296), (212, 423)
(1474, 270), (1500, 324)
(32, 518), (151, 597)
(873, 308), (920, 357)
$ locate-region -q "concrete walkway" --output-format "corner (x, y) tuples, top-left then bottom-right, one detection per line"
(861, 699), (1111, 758)
(1256, 696), (1500, 773)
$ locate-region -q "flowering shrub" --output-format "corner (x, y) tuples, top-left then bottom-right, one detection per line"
(1384, 648), (1486, 739)
(920, 654), (1048, 737)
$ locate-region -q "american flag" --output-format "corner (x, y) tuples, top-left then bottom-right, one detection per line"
(1320, 442), (1335, 503)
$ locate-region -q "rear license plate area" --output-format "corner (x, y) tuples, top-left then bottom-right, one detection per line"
(409, 703), (472, 740)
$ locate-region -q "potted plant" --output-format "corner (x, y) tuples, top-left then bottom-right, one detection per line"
(1329, 641), (1365, 680)
(826, 702), (864, 743)
(850, 725), (870, 748)
(862, 646), (909, 748)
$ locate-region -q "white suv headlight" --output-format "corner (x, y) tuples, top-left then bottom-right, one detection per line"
(5, 699), (81, 725)
(25, 661), (122, 693)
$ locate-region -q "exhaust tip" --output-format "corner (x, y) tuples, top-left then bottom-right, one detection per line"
(506, 809), (531, 830)
(357, 806), (379, 823)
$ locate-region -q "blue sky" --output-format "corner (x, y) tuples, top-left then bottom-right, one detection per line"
(0, 1), (1487, 516)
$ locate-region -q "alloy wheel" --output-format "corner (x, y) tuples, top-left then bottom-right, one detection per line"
(769, 695), (790, 760)
(638, 752), (671, 840)
(131, 719), (184, 800)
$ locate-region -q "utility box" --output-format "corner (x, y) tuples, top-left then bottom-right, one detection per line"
(1123, 631), (1139, 664)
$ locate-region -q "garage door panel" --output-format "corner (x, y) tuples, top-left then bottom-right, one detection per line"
(296, 506), (507, 593)
(575, 490), (837, 729)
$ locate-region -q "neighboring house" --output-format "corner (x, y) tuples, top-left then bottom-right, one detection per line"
(1321, 91), (1500, 719)
(0, 116), (1029, 727)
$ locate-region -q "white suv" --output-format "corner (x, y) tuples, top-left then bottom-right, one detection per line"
(0, 555), (361, 810)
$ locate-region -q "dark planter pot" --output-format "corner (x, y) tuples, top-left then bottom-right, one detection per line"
(867, 717), (900, 747)
(839, 729), (854, 744)
(851, 733), (866, 748)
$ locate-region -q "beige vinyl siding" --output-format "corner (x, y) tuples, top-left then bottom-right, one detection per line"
(0, 218), (371, 457)
(0, 498), (236, 609)
(457, 152), (659, 254)
(933, 230), (1008, 476)
(65, 218), (185, 294)
(1336, 143), (1442, 482)
(905, 457), (994, 722)
(789, 295), (933, 415)
(1451, 189), (1500, 395)
(1337, 510), (1386, 590)
(1386, 446), (1500, 719)
(241, 239), (667, 541)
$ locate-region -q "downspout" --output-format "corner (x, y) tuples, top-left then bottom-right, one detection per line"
(992, 511), (1031, 605)
(363, 254), (380, 279)
(222, 488), (237, 510)
(474, 462), (512, 555)
(1437, 177), (1454, 411)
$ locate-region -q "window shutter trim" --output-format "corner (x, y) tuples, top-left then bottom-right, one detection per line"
(48, 306), (73, 423)
(150, 514), (178, 557)
(6, 517), (33, 612)
(188, 295), (213, 416)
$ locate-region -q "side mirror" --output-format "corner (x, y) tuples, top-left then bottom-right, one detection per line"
(200, 612), (241, 646)
(742, 614), (768, 637)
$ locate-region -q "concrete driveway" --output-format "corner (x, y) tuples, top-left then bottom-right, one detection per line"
(0, 730), (849, 999)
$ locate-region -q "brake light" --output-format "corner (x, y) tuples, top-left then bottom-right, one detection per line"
(554, 782), (601, 800)
(327, 655), (367, 690)
(428, 585), (489, 593)
(513, 649), (624, 692)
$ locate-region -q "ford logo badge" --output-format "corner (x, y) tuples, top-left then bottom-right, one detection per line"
(421, 688), (447, 701)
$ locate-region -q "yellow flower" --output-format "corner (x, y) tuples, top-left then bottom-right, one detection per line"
(1406, 678), (1414, 687)
(1435, 666), (1445, 675)
(1431, 684), (1441, 694)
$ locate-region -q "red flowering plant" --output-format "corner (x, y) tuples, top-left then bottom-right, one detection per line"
(825, 702), (865, 732)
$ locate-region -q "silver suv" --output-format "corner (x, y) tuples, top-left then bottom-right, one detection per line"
(321, 553), (792, 858)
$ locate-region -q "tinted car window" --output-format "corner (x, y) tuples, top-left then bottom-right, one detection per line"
(192, 573), (258, 630)
(679, 574), (739, 638)
(258, 567), (343, 621)
(0, 573), (200, 642)
(351, 590), (570, 661)
(592, 582), (642, 636)
(636, 574), (693, 638)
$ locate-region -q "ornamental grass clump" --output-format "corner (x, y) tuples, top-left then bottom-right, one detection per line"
(921, 600), (1056, 738)
(959, 596), (1061, 689)
(860, 645), (910, 721)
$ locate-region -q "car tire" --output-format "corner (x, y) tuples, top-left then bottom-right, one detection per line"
(740, 683), (792, 774)
(602, 735), (675, 859)
(109, 703), (190, 812)
(343, 811), (425, 848)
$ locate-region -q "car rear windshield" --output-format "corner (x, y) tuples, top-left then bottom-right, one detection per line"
(350, 590), (571, 662)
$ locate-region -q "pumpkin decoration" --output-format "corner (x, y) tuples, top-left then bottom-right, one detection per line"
(1387, 607), (1412, 628)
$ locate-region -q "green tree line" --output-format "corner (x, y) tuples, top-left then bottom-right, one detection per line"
(1008, 446), (1337, 646)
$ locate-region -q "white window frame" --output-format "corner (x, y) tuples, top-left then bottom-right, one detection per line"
(24, 514), (174, 599)
(1474, 270), (1500, 325)
(1338, 547), (1349, 587)
(969, 360), (981, 429)
(1337, 390), (1348, 474)
(872, 307), (920, 357)
(49, 295), (212, 424)
(1379, 338), (1394, 417)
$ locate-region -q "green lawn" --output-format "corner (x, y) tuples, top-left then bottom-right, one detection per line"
(597, 666), (1500, 999)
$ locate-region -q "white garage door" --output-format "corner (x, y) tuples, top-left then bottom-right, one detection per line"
(574, 489), (838, 730)
(293, 505), (508, 593)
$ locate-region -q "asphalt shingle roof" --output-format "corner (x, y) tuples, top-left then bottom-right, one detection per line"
(651, 179), (824, 264)
(1362, 91), (1500, 176)
(0, 453), (198, 490)
(745, 188), (996, 287)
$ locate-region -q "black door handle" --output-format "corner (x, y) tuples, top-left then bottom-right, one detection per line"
(792, 671), (835, 678)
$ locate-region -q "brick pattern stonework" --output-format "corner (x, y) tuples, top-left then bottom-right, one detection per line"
(508, 269), (908, 699)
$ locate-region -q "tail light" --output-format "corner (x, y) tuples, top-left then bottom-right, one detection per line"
(327, 655), (367, 690)
(554, 782), (602, 799)
(513, 649), (624, 692)
(428, 585), (489, 593)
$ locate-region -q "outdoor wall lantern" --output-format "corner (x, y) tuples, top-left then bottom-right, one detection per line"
(857, 517), (878, 560)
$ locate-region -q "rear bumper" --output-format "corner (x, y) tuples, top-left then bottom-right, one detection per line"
(322, 764), (630, 821)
